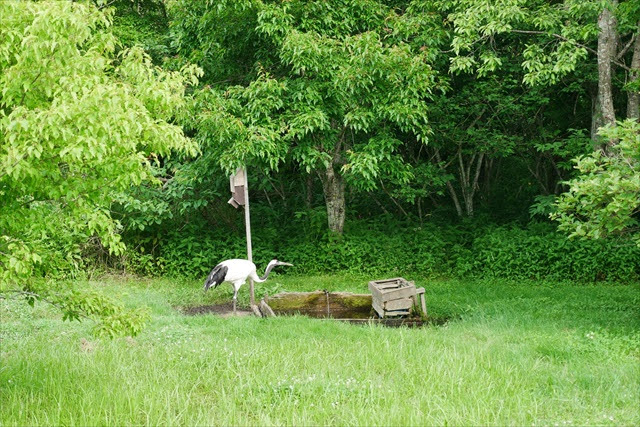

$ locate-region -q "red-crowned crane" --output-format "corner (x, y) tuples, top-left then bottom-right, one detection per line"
(203, 259), (293, 313)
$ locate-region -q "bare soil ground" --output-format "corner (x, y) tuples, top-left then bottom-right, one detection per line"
(179, 303), (253, 318)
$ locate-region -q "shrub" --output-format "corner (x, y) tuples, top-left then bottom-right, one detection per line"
(121, 218), (639, 283)
(465, 225), (639, 282)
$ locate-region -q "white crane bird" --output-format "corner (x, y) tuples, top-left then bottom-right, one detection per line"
(203, 259), (293, 313)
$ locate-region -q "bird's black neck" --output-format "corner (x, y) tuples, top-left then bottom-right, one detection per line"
(259, 263), (276, 281)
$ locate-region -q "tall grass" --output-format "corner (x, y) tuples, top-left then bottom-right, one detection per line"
(1, 276), (638, 426)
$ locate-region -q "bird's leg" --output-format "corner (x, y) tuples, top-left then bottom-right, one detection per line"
(232, 289), (238, 314)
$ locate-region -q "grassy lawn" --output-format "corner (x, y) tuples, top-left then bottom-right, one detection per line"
(1, 274), (639, 426)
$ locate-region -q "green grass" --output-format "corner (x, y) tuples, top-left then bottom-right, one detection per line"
(1, 275), (639, 426)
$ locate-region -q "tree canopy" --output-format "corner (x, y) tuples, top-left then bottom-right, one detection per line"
(0, 1), (200, 335)
(171, 0), (446, 233)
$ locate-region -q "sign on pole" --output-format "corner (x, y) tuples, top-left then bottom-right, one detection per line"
(228, 168), (246, 208)
(228, 168), (254, 305)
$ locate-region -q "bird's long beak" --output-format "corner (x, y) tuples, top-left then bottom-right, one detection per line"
(279, 262), (293, 267)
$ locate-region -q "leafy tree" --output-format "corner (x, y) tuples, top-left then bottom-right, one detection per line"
(386, 1), (593, 218)
(441, 0), (640, 142)
(553, 120), (640, 245)
(109, 0), (172, 63)
(0, 1), (199, 335)
(171, 0), (445, 234)
(427, 70), (568, 217)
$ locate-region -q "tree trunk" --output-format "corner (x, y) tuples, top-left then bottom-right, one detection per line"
(593, 1), (618, 144)
(591, 91), (603, 140)
(433, 149), (463, 217)
(627, 24), (640, 120)
(458, 150), (484, 217)
(445, 181), (464, 217)
(305, 174), (314, 210)
(322, 164), (345, 234)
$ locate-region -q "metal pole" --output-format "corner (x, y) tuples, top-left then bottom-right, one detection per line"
(243, 168), (254, 306)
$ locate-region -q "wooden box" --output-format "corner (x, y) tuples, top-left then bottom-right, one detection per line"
(368, 278), (416, 318)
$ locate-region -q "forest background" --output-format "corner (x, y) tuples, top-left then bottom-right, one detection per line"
(1, 0), (639, 333)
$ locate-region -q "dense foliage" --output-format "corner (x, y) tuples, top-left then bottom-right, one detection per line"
(1, 0), (638, 337)
(123, 219), (638, 283)
(170, 0), (448, 233)
(553, 120), (640, 245)
(0, 2), (199, 335)
(118, 0), (636, 283)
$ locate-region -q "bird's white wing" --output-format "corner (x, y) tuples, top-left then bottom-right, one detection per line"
(220, 259), (256, 283)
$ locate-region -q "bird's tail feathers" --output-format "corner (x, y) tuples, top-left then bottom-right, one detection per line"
(203, 264), (228, 290)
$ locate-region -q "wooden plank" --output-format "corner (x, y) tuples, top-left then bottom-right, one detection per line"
(369, 278), (404, 287)
(250, 304), (261, 317)
(259, 299), (275, 317)
(384, 297), (413, 311)
(368, 281), (388, 301)
(416, 287), (427, 316)
(368, 278), (404, 298)
(369, 278), (416, 302)
(372, 299), (385, 318)
(369, 286), (384, 302)
(374, 298), (410, 318)
(378, 284), (416, 302)
(384, 309), (410, 317)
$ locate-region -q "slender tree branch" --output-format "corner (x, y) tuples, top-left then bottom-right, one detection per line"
(472, 152), (484, 192)
(457, 149), (467, 188)
(510, 29), (631, 71)
(466, 152), (475, 190)
(379, 180), (409, 218)
(465, 107), (487, 130)
(259, 168), (285, 200)
(333, 126), (347, 164)
(616, 33), (636, 61)
(0, 155), (26, 179)
(18, 45), (60, 106)
(371, 194), (390, 215)
(0, 290), (92, 321)
(434, 149), (463, 217)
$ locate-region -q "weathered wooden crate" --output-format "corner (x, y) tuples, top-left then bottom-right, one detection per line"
(368, 278), (427, 318)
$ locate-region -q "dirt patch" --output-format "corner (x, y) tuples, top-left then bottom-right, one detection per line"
(179, 303), (254, 318)
(79, 338), (96, 353)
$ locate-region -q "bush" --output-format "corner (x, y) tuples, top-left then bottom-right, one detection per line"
(467, 226), (639, 282)
(122, 218), (639, 283)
